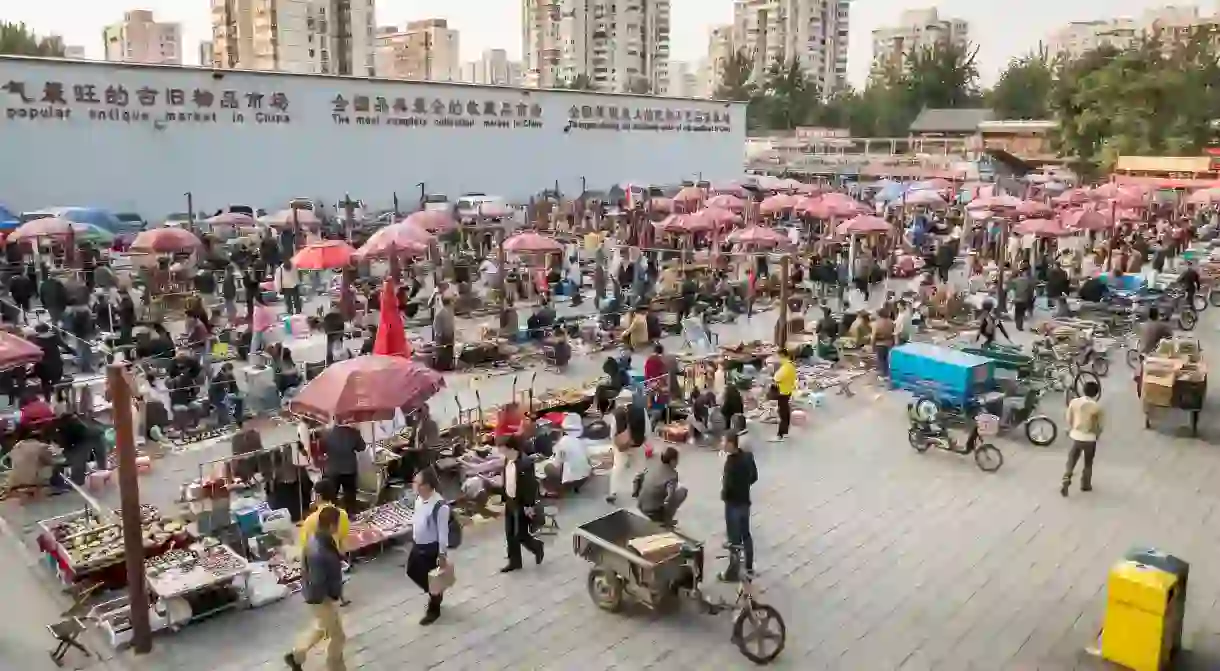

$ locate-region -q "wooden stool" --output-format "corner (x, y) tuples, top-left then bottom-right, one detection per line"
(48, 617), (90, 666)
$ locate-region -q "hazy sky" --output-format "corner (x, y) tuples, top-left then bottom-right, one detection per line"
(5, 0), (1203, 85)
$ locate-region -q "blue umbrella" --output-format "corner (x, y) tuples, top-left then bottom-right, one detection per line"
(0, 204), (18, 230)
(874, 183), (909, 203)
(55, 207), (124, 232)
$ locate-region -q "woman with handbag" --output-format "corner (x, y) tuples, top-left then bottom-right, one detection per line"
(606, 389), (647, 504)
(771, 349), (797, 443)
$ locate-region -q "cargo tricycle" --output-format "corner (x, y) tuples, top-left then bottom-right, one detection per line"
(573, 509), (786, 665)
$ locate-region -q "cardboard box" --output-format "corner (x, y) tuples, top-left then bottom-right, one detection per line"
(1143, 373), (1176, 407)
(627, 532), (685, 564)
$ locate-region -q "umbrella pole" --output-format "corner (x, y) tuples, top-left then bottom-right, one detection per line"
(497, 229), (507, 327)
(776, 255), (790, 348)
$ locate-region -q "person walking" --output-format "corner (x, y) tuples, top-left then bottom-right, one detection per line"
(284, 506), (346, 671)
(607, 389), (647, 503)
(406, 469), (450, 625)
(1062, 380), (1103, 497)
(1009, 266), (1035, 331)
(720, 425), (758, 581)
(277, 260), (302, 316)
(499, 436), (545, 572)
(770, 348), (796, 442)
(320, 423), (366, 512)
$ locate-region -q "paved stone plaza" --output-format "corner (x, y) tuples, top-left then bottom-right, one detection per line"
(5, 295), (1220, 671)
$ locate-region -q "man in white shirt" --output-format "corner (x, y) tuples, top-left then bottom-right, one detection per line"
(407, 469), (450, 625)
(1062, 380), (1103, 497)
(479, 258), (499, 297)
(276, 260), (302, 315)
(544, 414), (592, 494)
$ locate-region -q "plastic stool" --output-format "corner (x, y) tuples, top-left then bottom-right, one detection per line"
(85, 470), (113, 490)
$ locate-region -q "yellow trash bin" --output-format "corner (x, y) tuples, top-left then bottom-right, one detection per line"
(1101, 561), (1180, 671)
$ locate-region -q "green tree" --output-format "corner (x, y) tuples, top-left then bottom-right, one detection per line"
(988, 48), (1054, 119)
(626, 77), (652, 95)
(0, 22), (65, 57)
(756, 57), (820, 130)
(713, 49), (755, 101)
(902, 41), (982, 110)
(559, 74), (597, 91)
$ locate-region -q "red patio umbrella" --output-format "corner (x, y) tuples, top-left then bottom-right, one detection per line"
(697, 207), (743, 229)
(726, 226), (787, 246)
(8, 216), (74, 241)
(654, 213), (714, 234)
(373, 279), (410, 357)
(1187, 187), (1220, 205)
(1014, 218), (1071, 237)
(759, 194), (798, 216)
(292, 240), (357, 270)
(0, 331), (42, 372)
(1014, 200), (1053, 217)
(130, 227), (203, 253)
(968, 194), (1022, 210)
(288, 354), (444, 424)
(836, 215), (892, 236)
(1060, 209), (1112, 232)
(1053, 189), (1091, 206)
(503, 231), (564, 253)
(709, 182), (747, 198)
(648, 197), (675, 214)
(403, 210), (457, 233)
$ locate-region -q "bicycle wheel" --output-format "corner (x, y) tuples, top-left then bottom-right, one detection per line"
(1125, 347), (1142, 369)
(1024, 416), (1058, 446)
(909, 429), (930, 452)
(974, 444), (1003, 472)
(1211, 289), (1220, 307)
(1072, 370), (1101, 398)
(1178, 308), (1198, 331)
(1091, 355), (1110, 377)
(1193, 292), (1209, 312)
(733, 603), (787, 665)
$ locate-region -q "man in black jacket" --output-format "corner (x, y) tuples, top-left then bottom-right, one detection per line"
(721, 429), (758, 582)
(499, 436), (545, 572)
(285, 506), (346, 671)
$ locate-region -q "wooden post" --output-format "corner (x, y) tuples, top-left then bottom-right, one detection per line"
(776, 254), (790, 348)
(497, 228), (507, 327)
(342, 195), (356, 245)
(996, 218), (1009, 313)
(108, 364), (151, 653)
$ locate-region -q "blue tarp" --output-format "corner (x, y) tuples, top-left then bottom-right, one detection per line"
(0, 204), (17, 230)
(40, 207), (124, 232)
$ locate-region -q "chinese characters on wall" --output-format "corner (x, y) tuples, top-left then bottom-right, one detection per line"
(1, 79), (292, 126)
(565, 104), (732, 133)
(330, 92), (544, 130)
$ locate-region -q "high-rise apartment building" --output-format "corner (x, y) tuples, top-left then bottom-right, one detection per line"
(522, 0), (671, 94)
(732, 0), (850, 94)
(64, 45), (87, 59)
(103, 10), (182, 65)
(667, 60), (702, 97)
(704, 23), (736, 97)
(1048, 6), (1220, 60)
(461, 49), (523, 86)
(871, 8), (969, 68)
(375, 20), (460, 81)
(210, 0), (376, 76)
(199, 41), (215, 66)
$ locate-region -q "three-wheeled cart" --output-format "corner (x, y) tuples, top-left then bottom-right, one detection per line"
(573, 509), (786, 665)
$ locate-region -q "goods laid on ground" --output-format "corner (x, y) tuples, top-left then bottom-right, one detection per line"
(36, 506), (192, 587)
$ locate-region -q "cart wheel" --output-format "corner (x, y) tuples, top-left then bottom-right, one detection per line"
(1178, 309), (1198, 331)
(1091, 356), (1110, 377)
(913, 397), (940, 422)
(1024, 416), (1058, 446)
(733, 603), (786, 665)
(587, 568), (625, 613)
(1193, 293), (1209, 311)
(908, 429), (930, 452)
(974, 444), (1003, 472)
(1126, 348), (1142, 370)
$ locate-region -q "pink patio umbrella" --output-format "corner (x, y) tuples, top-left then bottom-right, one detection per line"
(904, 190), (947, 207)
(355, 223), (430, 259)
(697, 207), (743, 229)
(1101, 192), (1148, 209)
(914, 178), (952, 191)
(130, 227), (204, 254)
(805, 196), (865, 219)
(262, 208), (321, 228)
(403, 210), (457, 233)
(706, 194), (746, 212)
(836, 215), (892, 236)
(1014, 200), (1053, 217)
(1060, 209), (1113, 232)
(288, 355), (444, 424)
(0, 331), (43, 372)
(673, 186), (705, 206)
(1091, 182), (1147, 200)
(654, 213), (714, 234)
(1187, 187), (1220, 205)
(759, 193), (798, 216)
(503, 231), (565, 253)
(1014, 218), (1071, 237)
(726, 226), (787, 247)
(8, 216), (75, 241)
(1053, 189), (1091, 206)
(967, 194), (1022, 210)
(292, 239), (358, 270)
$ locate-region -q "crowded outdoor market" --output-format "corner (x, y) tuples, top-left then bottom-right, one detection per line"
(0, 170), (1214, 667)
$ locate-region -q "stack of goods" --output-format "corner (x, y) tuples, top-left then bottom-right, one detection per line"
(41, 507), (188, 578)
(1143, 338), (1209, 410)
(627, 532), (686, 563)
(359, 499), (414, 537)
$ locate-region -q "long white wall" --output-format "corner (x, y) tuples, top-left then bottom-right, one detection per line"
(0, 57), (745, 218)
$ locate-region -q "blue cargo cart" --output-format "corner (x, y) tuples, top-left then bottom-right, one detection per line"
(889, 343), (996, 410)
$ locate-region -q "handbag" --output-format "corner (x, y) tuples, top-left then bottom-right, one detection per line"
(428, 558), (455, 595)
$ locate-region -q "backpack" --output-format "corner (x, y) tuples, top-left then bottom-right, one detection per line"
(430, 500), (463, 549)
